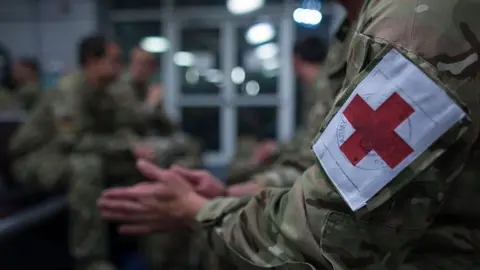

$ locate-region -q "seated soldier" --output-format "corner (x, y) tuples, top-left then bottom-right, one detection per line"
(9, 34), (158, 270)
(226, 33), (342, 194)
(109, 46), (203, 270)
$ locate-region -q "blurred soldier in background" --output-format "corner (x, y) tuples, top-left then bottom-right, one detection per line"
(225, 0), (361, 196)
(10, 34), (128, 270)
(110, 46), (202, 270)
(226, 36), (330, 186)
(12, 58), (42, 111)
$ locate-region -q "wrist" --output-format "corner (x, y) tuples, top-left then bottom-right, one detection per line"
(182, 191), (209, 223)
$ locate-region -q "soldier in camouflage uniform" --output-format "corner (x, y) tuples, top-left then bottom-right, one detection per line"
(99, 0), (480, 269)
(12, 58), (42, 111)
(110, 47), (202, 270)
(11, 35), (142, 270)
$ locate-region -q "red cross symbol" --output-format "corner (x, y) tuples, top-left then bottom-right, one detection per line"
(340, 92), (414, 169)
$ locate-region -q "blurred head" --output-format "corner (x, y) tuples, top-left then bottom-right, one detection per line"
(129, 47), (156, 84)
(13, 58), (39, 85)
(78, 35), (122, 84)
(336, 0), (365, 22)
(293, 36), (328, 82)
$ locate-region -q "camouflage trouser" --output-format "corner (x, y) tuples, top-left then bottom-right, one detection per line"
(69, 153), (114, 270)
(13, 146), (69, 191)
(69, 153), (199, 270)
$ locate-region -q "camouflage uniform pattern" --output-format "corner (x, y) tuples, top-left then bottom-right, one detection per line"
(111, 75), (202, 270)
(16, 81), (42, 111)
(195, 1), (480, 269)
(12, 71), (141, 270)
(226, 136), (264, 185)
(251, 21), (353, 188)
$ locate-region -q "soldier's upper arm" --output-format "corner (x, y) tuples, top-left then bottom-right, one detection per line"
(196, 1), (480, 268)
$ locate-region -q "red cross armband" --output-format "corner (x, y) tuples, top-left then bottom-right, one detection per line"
(311, 47), (469, 212)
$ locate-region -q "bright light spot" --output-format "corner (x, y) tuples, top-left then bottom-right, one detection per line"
(231, 67), (245, 85)
(254, 43), (279, 60)
(227, 0), (264, 15)
(205, 69), (223, 83)
(262, 69), (277, 78)
(245, 22), (275, 45)
(139, 36), (170, 53)
(293, 8), (322, 26)
(245, 80), (260, 96)
(185, 68), (199, 84)
(262, 57), (279, 71)
(173, 51), (195, 67)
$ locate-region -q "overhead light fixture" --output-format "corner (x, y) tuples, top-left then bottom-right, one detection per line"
(227, 0), (265, 15)
(262, 57), (279, 71)
(230, 66), (246, 85)
(245, 80), (260, 96)
(173, 51), (195, 67)
(185, 68), (199, 84)
(139, 36), (170, 53)
(245, 22), (275, 45)
(293, 8), (322, 26)
(254, 43), (279, 60)
(205, 69), (223, 84)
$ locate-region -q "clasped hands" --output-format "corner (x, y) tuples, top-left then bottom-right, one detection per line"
(97, 160), (228, 235)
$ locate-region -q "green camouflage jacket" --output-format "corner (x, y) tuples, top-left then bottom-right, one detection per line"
(195, 1), (480, 269)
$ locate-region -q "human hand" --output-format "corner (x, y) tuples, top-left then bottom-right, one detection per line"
(98, 159), (208, 234)
(170, 166), (227, 198)
(253, 140), (277, 163)
(131, 142), (156, 160)
(146, 84), (163, 106)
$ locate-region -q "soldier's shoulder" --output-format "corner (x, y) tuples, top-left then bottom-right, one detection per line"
(55, 71), (83, 94)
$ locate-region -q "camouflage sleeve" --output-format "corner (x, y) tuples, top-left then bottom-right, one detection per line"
(50, 88), (134, 157)
(141, 104), (176, 136)
(10, 92), (55, 156)
(195, 0), (480, 268)
(148, 132), (202, 168)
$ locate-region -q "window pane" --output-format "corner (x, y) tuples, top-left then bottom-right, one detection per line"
(111, 0), (162, 9)
(179, 28), (221, 94)
(181, 107), (220, 151)
(237, 107), (277, 141)
(236, 24), (279, 95)
(114, 22), (164, 82)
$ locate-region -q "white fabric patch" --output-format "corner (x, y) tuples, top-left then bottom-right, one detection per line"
(312, 49), (466, 211)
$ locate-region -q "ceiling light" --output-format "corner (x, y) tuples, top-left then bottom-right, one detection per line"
(173, 51), (195, 67)
(231, 67), (245, 85)
(139, 36), (170, 53)
(245, 22), (275, 45)
(254, 43), (279, 60)
(293, 8), (322, 26)
(185, 68), (199, 84)
(205, 69), (223, 83)
(245, 80), (260, 96)
(227, 0), (265, 15)
(262, 57), (279, 71)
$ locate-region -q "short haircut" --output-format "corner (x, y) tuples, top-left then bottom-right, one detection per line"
(18, 58), (40, 75)
(78, 34), (108, 67)
(293, 36), (328, 64)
